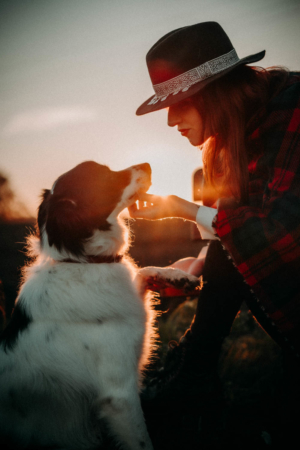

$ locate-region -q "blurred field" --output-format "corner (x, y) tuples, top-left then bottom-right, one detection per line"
(0, 220), (35, 317)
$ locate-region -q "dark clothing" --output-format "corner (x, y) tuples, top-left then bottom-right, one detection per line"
(192, 240), (293, 354)
(213, 73), (300, 356)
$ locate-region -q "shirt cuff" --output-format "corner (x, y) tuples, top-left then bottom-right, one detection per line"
(196, 205), (218, 240)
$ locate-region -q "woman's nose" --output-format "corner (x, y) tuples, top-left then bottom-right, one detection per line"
(167, 105), (181, 127)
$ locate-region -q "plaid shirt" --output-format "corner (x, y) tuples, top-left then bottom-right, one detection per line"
(213, 72), (300, 356)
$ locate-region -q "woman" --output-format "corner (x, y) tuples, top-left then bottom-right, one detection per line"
(130, 21), (300, 444)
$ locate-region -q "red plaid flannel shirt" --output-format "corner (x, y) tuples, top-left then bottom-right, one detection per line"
(213, 73), (300, 354)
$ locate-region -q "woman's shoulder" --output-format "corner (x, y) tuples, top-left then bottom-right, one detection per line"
(256, 71), (300, 134)
(247, 71), (300, 162)
(286, 71), (300, 83)
(246, 71), (300, 138)
(268, 71), (300, 110)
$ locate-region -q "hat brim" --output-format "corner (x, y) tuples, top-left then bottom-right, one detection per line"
(136, 50), (266, 116)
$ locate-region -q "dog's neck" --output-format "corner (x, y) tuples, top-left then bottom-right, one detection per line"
(62, 254), (124, 264)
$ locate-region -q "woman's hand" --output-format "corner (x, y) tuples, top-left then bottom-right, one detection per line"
(128, 193), (199, 222)
(167, 246), (208, 277)
(167, 257), (205, 277)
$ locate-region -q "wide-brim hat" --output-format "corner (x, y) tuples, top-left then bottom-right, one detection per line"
(136, 22), (265, 116)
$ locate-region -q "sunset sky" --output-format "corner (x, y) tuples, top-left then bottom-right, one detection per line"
(1, 0), (300, 217)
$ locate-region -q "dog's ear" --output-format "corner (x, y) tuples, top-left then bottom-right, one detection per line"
(37, 190), (51, 238)
(41, 189), (51, 200)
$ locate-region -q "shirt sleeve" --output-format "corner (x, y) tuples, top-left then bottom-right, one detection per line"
(196, 205), (218, 240)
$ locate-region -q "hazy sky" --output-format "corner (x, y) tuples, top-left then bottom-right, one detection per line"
(1, 0), (300, 216)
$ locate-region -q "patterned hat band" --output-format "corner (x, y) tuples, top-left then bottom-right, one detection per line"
(148, 48), (239, 105)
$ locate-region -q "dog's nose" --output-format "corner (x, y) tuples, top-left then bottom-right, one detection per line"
(132, 163), (151, 175)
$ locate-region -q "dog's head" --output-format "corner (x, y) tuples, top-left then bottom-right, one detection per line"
(37, 161), (151, 260)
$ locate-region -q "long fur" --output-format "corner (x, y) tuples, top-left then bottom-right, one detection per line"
(0, 161), (199, 450)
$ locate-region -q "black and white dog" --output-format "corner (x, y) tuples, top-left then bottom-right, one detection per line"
(0, 161), (199, 450)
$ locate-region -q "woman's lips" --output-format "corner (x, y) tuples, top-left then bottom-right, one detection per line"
(179, 129), (190, 136)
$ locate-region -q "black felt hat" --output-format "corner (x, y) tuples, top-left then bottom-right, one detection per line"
(136, 22), (265, 115)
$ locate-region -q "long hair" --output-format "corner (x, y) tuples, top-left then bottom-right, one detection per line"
(191, 65), (289, 203)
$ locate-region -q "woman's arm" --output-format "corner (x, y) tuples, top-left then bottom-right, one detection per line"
(128, 193), (199, 221)
(128, 192), (218, 240)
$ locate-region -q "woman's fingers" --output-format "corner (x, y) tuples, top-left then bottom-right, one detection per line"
(127, 199), (160, 219)
(128, 193), (167, 220)
(188, 258), (205, 277)
(168, 257), (198, 272)
(168, 256), (205, 276)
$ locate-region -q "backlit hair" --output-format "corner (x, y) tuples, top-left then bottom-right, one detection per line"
(191, 65), (289, 203)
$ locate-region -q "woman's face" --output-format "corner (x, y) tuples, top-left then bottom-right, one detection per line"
(167, 99), (208, 146)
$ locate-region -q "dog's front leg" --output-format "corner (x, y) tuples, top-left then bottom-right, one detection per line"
(98, 392), (153, 450)
(135, 266), (201, 296)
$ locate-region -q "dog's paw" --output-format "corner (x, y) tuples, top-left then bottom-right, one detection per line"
(138, 267), (201, 294)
